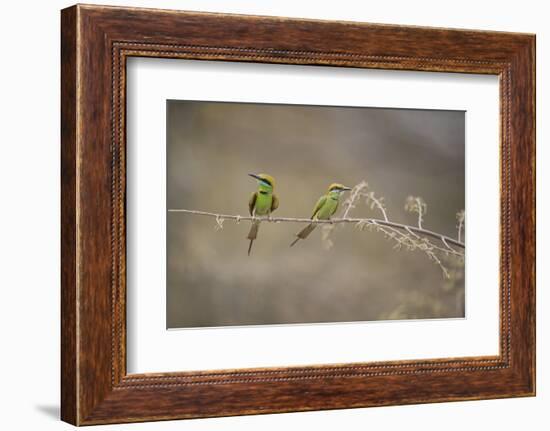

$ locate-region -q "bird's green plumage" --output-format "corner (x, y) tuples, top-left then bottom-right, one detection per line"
(290, 184), (350, 247)
(247, 173), (279, 255)
(311, 195), (327, 219)
(249, 190), (276, 216)
(311, 193), (340, 220)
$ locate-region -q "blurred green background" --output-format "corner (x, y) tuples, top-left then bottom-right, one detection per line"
(167, 101), (465, 328)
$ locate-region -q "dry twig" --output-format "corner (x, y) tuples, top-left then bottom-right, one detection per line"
(169, 181), (465, 277)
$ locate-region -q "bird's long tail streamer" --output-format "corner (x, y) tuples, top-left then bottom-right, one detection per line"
(247, 220), (260, 255)
(290, 223), (317, 247)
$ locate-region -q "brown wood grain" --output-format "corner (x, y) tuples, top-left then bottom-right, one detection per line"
(60, 5), (78, 425)
(61, 4), (535, 425)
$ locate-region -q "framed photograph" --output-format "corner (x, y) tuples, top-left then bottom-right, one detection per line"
(61, 4), (535, 425)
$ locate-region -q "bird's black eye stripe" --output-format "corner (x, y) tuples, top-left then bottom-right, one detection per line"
(261, 178), (272, 186)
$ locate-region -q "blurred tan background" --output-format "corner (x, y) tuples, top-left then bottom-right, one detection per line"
(167, 101), (465, 328)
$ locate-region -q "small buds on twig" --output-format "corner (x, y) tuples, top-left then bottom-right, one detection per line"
(405, 196), (427, 229)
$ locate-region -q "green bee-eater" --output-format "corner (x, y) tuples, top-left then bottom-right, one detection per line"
(247, 173), (279, 255)
(290, 183), (351, 247)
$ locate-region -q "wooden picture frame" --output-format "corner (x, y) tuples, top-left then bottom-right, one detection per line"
(61, 4), (535, 425)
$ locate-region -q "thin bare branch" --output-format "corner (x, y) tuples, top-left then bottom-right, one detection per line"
(169, 181), (465, 278)
(366, 191), (389, 221)
(405, 196), (427, 229)
(441, 237), (458, 254)
(214, 215), (224, 231)
(403, 226), (458, 257)
(341, 181), (368, 218)
(168, 208), (465, 250)
(426, 249), (450, 279)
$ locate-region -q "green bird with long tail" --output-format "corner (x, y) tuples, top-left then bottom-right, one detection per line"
(247, 173), (279, 255)
(290, 183), (351, 247)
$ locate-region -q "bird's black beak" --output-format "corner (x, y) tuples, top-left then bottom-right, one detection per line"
(342, 186), (352, 191)
(248, 173), (262, 181)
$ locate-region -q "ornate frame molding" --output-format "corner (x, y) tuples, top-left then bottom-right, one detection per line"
(61, 5), (535, 425)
